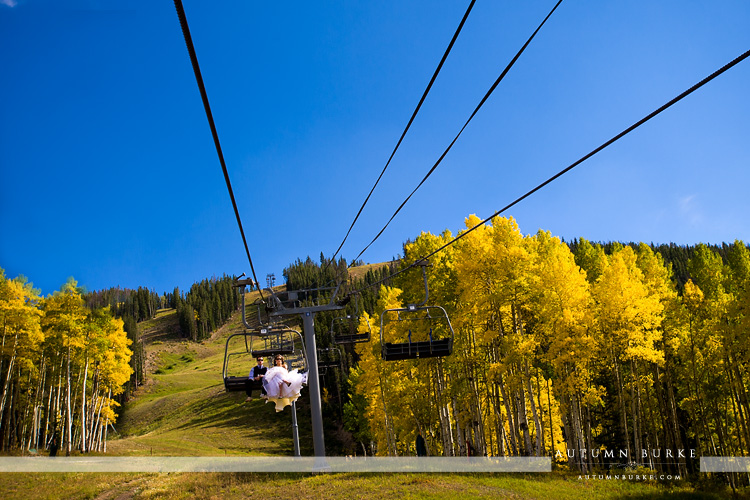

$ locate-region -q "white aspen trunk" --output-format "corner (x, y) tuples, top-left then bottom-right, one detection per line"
(377, 373), (395, 456)
(5, 375), (17, 449)
(93, 394), (104, 452)
(585, 403), (596, 470)
(43, 378), (53, 449)
(80, 356), (88, 453)
(443, 402), (454, 456)
(86, 392), (96, 452)
(612, 354), (631, 459)
(561, 400), (577, 470)
(629, 359), (641, 465)
(546, 376), (554, 457)
(86, 378), (97, 451)
(497, 372), (518, 455)
(535, 367), (546, 454)
(468, 364), (487, 456)
(69, 363), (84, 452)
(732, 361), (750, 452)
(452, 396), (466, 456)
(516, 384), (532, 456)
(55, 356), (63, 428)
(103, 388), (111, 453)
(0, 354), (16, 433)
(571, 394), (589, 473)
(435, 360), (454, 455)
(96, 419), (104, 452)
(491, 384), (507, 456)
(524, 360), (543, 456)
(31, 356), (46, 450)
(0, 332), (19, 430)
(89, 380), (103, 452)
(484, 383), (495, 456)
(65, 344), (72, 456)
(21, 370), (31, 451)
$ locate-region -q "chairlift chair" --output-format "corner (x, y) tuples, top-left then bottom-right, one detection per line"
(222, 325), (307, 392)
(379, 261), (454, 361)
(331, 293), (371, 344)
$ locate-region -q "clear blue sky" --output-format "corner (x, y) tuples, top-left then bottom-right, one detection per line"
(1, 0), (748, 297)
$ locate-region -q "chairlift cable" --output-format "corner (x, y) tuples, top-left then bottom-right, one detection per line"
(174, 0), (264, 300)
(325, 0), (478, 272)
(348, 47), (750, 298)
(348, 0), (564, 266)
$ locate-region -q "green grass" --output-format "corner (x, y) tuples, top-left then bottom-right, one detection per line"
(0, 472), (741, 500)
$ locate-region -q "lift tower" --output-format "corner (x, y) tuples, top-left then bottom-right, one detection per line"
(260, 283), (344, 462)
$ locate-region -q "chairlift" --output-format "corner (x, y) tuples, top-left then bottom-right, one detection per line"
(330, 293), (371, 344)
(379, 261), (454, 361)
(222, 325), (307, 392)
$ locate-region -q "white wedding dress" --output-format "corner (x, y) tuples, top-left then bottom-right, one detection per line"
(262, 366), (307, 412)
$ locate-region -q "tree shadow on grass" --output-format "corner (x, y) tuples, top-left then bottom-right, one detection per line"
(165, 385), (315, 455)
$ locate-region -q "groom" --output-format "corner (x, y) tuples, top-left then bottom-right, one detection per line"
(246, 356), (267, 402)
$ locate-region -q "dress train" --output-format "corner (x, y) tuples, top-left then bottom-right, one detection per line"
(262, 366), (307, 412)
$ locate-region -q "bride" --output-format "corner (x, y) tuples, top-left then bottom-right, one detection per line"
(262, 354), (307, 412)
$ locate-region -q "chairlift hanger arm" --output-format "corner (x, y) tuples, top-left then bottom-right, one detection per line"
(408, 260), (431, 308)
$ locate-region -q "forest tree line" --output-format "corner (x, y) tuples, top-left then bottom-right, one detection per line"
(345, 216), (749, 480)
(174, 275), (241, 342)
(0, 272), (132, 454)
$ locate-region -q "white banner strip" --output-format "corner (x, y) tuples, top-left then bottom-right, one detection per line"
(700, 457), (750, 473)
(0, 456), (551, 473)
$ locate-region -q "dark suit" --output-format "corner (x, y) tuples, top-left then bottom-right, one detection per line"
(246, 365), (267, 396)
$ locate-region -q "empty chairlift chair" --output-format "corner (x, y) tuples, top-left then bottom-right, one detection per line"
(379, 261), (454, 361)
(330, 293), (371, 344)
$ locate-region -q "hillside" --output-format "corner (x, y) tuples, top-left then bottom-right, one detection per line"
(107, 290), (314, 457)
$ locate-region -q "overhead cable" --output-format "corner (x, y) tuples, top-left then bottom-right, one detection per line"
(349, 0), (564, 266)
(350, 47), (750, 297)
(173, 0), (264, 298)
(326, 0), (478, 269)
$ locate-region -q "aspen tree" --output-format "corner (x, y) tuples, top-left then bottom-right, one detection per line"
(725, 241), (750, 452)
(41, 279), (87, 455)
(0, 270), (43, 441)
(593, 247), (663, 464)
(529, 231), (598, 470)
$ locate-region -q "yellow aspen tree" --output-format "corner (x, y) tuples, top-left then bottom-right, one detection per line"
(593, 246), (663, 464)
(453, 216), (541, 456)
(0, 270), (43, 440)
(84, 308), (132, 453)
(573, 238), (607, 284)
(725, 241), (750, 452)
(398, 231), (461, 456)
(686, 245), (738, 458)
(676, 280), (717, 456)
(41, 279), (87, 455)
(634, 243), (687, 475)
(453, 216), (514, 457)
(529, 230), (599, 471)
(354, 289), (403, 455)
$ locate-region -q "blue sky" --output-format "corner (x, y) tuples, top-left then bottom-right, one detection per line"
(1, 0), (748, 297)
